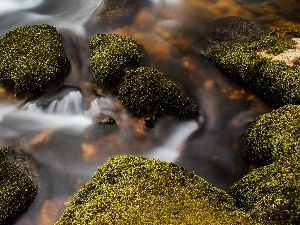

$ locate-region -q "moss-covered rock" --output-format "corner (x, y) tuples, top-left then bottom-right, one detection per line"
(0, 146), (38, 224)
(118, 67), (200, 119)
(198, 16), (300, 106)
(55, 155), (257, 225)
(89, 34), (143, 86)
(244, 104), (300, 166)
(0, 24), (69, 96)
(229, 157), (300, 225)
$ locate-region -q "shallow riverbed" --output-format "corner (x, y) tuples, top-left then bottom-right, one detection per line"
(0, 0), (299, 224)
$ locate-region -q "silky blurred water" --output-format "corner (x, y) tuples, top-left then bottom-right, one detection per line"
(0, 0), (299, 224)
(0, 0), (43, 15)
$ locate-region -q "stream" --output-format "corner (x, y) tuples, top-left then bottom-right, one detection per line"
(0, 0), (299, 224)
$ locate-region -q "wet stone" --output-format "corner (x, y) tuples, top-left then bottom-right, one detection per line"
(94, 112), (115, 125)
(144, 114), (156, 128)
(0, 146), (38, 224)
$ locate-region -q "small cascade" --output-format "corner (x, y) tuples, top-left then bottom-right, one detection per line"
(46, 91), (84, 115)
(145, 121), (199, 162)
(85, 97), (116, 118)
(23, 91), (116, 119)
(23, 91), (85, 115)
(0, 91), (113, 138)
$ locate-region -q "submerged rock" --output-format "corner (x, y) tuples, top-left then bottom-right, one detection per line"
(93, 112), (115, 125)
(199, 16), (270, 48)
(229, 156), (300, 225)
(89, 34), (143, 87)
(0, 24), (69, 97)
(118, 67), (200, 119)
(98, 0), (152, 28)
(244, 104), (300, 166)
(54, 155), (257, 224)
(197, 16), (300, 106)
(0, 146), (38, 224)
(274, 0), (300, 20)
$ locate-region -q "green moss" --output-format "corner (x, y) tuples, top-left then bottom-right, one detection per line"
(286, 29), (300, 38)
(118, 67), (200, 119)
(0, 24), (69, 96)
(290, 195), (300, 223)
(89, 34), (143, 86)
(55, 155), (257, 225)
(229, 157), (300, 225)
(293, 57), (300, 66)
(248, 29), (296, 55)
(0, 146), (38, 224)
(244, 104), (300, 166)
(206, 28), (300, 106)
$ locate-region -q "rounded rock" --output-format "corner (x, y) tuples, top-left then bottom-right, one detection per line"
(0, 24), (70, 96)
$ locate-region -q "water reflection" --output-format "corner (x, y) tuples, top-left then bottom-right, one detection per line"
(0, 0), (298, 224)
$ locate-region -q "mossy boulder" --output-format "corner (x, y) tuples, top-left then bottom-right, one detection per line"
(0, 24), (69, 96)
(229, 156), (300, 224)
(244, 104), (300, 166)
(198, 16), (300, 106)
(118, 67), (200, 119)
(89, 34), (143, 86)
(230, 103), (300, 224)
(0, 146), (38, 224)
(55, 155), (257, 225)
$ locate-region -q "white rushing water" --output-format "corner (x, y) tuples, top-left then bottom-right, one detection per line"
(45, 0), (103, 35)
(2, 89), (201, 159)
(22, 91), (115, 117)
(24, 91), (85, 115)
(145, 120), (199, 162)
(1, 90), (201, 163)
(0, 104), (17, 122)
(0, 0), (43, 15)
(0, 105), (92, 139)
(0, 91), (117, 138)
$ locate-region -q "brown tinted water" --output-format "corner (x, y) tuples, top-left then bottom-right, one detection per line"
(0, 0), (299, 224)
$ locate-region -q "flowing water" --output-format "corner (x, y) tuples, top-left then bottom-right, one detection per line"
(0, 0), (299, 224)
